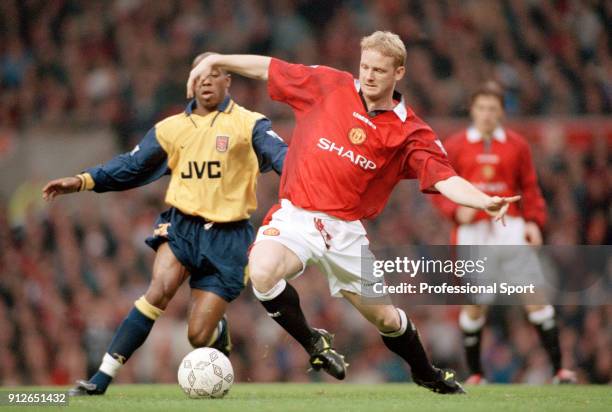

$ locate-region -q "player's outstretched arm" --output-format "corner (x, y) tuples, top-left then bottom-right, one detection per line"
(42, 176), (84, 201)
(187, 54), (271, 98)
(434, 176), (520, 224)
(43, 127), (169, 201)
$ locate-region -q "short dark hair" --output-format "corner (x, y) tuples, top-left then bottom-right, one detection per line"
(191, 52), (227, 75)
(470, 81), (504, 108)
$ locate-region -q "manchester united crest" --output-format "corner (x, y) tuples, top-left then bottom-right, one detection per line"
(263, 227), (280, 236)
(216, 135), (229, 152)
(481, 165), (495, 180)
(348, 127), (367, 145)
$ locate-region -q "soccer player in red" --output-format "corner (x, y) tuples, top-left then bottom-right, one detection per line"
(187, 31), (520, 394)
(431, 82), (576, 384)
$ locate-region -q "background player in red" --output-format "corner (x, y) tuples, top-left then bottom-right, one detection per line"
(431, 82), (576, 384)
(186, 31), (521, 394)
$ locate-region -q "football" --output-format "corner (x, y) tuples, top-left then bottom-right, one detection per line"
(177, 348), (234, 399)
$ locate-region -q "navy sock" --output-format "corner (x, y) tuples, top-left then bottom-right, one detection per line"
(89, 371), (113, 390)
(90, 305), (157, 391)
(106, 307), (155, 362)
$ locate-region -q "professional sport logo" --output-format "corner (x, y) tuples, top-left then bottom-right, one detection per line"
(348, 127), (367, 145)
(263, 227), (280, 236)
(216, 135), (229, 152)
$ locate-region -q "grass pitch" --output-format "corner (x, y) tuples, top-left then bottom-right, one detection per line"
(1, 383), (610, 412)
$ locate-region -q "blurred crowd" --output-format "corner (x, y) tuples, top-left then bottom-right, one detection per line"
(0, 0), (610, 387)
(1, 0), (610, 149)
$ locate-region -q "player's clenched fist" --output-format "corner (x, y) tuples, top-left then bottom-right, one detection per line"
(42, 176), (82, 201)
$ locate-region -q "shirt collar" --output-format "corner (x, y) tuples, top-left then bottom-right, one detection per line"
(185, 94), (232, 115)
(354, 79), (408, 122)
(466, 125), (506, 143)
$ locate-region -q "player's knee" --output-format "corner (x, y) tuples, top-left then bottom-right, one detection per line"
(459, 306), (486, 333)
(526, 305), (555, 325)
(373, 308), (401, 332)
(249, 257), (284, 293)
(187, 324), (216, 348)
(525, 304), (549, 314)
(463, 305), (486, 321)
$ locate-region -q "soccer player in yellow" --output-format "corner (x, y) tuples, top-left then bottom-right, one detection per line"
(42, 53), (287, 395)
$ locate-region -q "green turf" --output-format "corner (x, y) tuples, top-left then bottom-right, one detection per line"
(1, 384), (610, 412)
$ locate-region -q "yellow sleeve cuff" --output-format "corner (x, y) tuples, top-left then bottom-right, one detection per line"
(76, 173), (95, 191)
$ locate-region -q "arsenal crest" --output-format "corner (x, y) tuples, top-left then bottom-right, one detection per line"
(216, 135), (229, 152)
(348, 127), (366, 145)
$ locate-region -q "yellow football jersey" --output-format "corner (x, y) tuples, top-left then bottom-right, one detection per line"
(156, 100), (264, 222)
(81, 97), (286, 222)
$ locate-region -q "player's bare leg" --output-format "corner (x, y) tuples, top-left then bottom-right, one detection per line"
(188, 290), (230, 356)
(524, 304), (575, 383)
(69, 243), (189, 396)
(249, 240), (348, 379)
(459, 305), (487, 384)
(341, 291), (465, 394)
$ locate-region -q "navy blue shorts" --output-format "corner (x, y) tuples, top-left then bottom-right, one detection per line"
(145, 208), (254, 302)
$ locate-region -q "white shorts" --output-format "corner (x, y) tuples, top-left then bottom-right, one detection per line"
(456, 215), (527, 245)
(457, 216), (547, 303)
(254, 199), (378, 298)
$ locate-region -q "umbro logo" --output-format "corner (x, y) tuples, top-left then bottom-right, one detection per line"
(353, 112), (376, 129)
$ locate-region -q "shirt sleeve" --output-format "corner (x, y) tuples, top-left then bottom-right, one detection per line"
(251, 118), (287, 175)
(518, 140), (547, 228)
(267, 58), (350, 113)
(402, 128), (457, 193)
(84, 127), (170, 192)
(428, 136), (461, 221)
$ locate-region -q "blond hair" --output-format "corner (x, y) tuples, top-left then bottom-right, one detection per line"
(360, 31), (406, 68)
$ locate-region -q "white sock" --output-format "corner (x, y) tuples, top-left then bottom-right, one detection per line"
(459, 310), (486, 333)
(528, 305), (555, 329)
(99, 353), (122, 378)
(252, 279), (287, 301)
(380, 308), (410, 337)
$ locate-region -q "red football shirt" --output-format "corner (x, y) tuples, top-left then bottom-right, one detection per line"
(268, 58), (456, 221)
(431, 127), (547, 230)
